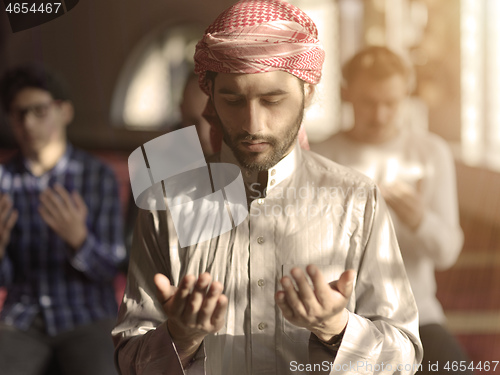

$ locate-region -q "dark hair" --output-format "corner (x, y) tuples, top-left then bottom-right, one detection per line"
(0, 64), (70, 111)
(342, 46), (413, 88)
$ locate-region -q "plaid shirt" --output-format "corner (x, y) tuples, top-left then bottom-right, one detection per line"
(0, 144), (126, 336)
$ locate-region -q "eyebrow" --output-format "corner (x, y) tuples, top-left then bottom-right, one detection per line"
(217, 88), (289, 96)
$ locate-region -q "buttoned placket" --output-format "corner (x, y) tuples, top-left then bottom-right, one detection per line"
(248, 191), (276, 373)
(218, 142), (299, 373)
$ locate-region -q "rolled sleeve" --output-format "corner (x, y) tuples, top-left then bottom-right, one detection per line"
(68, 169), (126, 281)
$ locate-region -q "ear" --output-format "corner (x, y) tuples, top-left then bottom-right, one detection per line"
(60, 101), (74, 127)
(304, 83), (315, 108)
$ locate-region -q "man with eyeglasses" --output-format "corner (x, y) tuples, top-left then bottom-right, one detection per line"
(0, 64), (126, 375)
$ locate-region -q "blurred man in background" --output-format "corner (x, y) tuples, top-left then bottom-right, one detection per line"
(123, 71), (214, 264)
(313, 46), (471, 375)
(0, 64), (125, 375)
(180, 71), (213, 156)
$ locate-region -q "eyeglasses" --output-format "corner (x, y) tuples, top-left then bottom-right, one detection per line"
(9, 100), (60, 122)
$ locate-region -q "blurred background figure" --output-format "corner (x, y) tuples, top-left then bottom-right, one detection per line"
(0, 65), (125, 375)
(124, 70), (212, 262)
(180, 71), (213, 156)
(312, 46), (472, 375)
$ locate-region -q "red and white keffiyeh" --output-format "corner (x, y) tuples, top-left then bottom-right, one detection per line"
(194, 0), (325, 152)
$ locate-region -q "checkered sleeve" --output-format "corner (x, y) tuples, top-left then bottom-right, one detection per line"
(69, 164), (126, 281)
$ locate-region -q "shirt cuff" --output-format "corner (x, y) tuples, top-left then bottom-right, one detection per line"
(184, 340), (206, 375)
(311, 327), (346, 353)
(68, 233), (96, 272)
(164, 322), (206, 375)
(395, 210), (432, 256)
(336, 311), (383, 359)
(130, 323), (186, 375)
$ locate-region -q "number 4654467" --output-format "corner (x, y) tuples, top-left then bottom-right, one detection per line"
(444, 361), (499, 372)
(5, 3), (62, 14)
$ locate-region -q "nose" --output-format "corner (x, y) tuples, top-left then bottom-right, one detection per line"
(241, 101), (265, 135)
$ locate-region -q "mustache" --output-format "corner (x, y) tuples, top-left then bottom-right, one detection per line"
(235, 133), (276, 143)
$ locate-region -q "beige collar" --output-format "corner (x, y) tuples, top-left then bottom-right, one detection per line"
(219, 140), (300, 196)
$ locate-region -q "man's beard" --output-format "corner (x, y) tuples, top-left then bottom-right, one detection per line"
(219, 103), (305, 172)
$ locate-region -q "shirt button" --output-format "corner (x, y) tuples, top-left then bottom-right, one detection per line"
(257, 236), (265, 244)
(257, 279), (265, 287)
(271, 169), (277, 176)
(258, 322), (267, 330)
(270, 179), (276, 186)
(257, 198), (264, 205)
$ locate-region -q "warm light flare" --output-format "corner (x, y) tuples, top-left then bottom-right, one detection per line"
(123, 51), (171, 127)
(486, 0), (500, 168)
(288, 0), (340, 142)
(463, 16), (477, 32)
(461, 0), (484, 164)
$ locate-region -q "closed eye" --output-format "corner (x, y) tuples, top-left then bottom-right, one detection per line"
(224, 99), (244, 106)
(221, 95), (244, 106)
(261, 98), (282, 105)
(261, 94), (287, 106)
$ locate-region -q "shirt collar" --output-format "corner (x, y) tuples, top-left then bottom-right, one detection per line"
(219, 140), (300, 193)
(22, 143), (73, 177)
